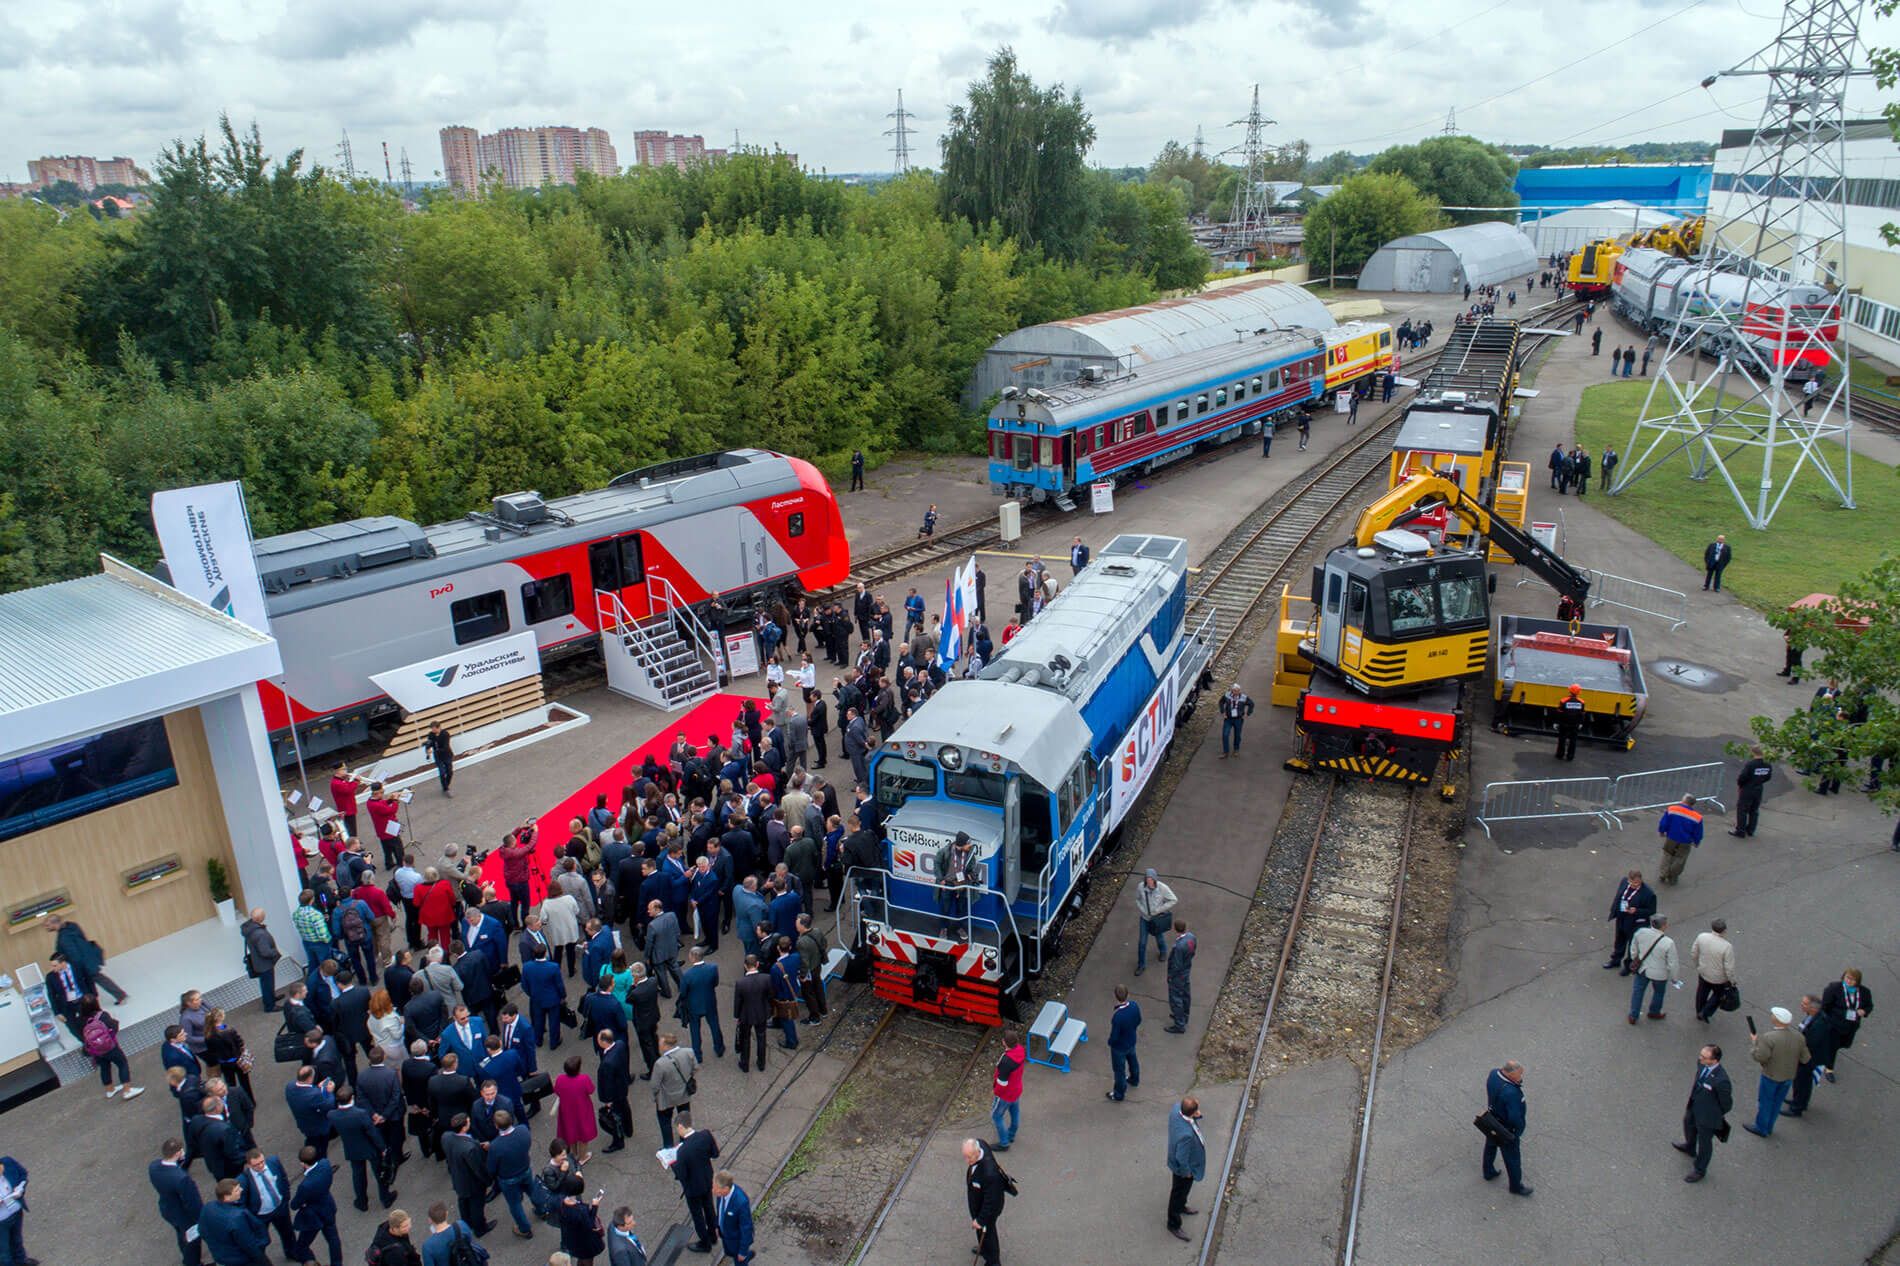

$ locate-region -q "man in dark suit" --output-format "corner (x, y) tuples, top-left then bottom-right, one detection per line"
(468, 1081), (523, 1143)
(284, 1067), (337, 1154)
(304, 1028), (348, 1090)
(329, 1085), (398, 1210)
(462, 907), (508, 976)
(237, 1150), (295, 1259)
(198, 1178), (270, 1266)
(679, 949), (724, 1062)
(1480, 1060), (1531, 1196)
(1786, 993), (1834, 1117)
(160, 1025), (201, 1079)
(288, 1147), (343, 1266)
(383, 951), (416, 1013)
(964, 1137), (1008, 1265)
(579, 975), (628, 1047)
(1703, 534), (1732, 590)
(439, 1005), (488, 1071)
(581, 921), (618, 991)
(403, 977), (449, 1048)
(187, 1096), (247, 1182)
(169, 1066), (207, 1139)
(670, 1114), (720, 1251)
(477, 1034), (528, 1105)
(332, 973), (374, 1081)
(150, 1138), (204, 1266)
(454, 943), (499, 1031)
(399, 1041), (439, 1160)
(43, 953), (90, 1041)
(626, 964), (662, 1077)
(426, 1055), (480, 1161)
(496, 1003), (538, 1077)
(521, 944), (567, 1051)
(1603, 870), (1656, 974)
(596, 1029), (633, 1153)
(713, 1170), (754, 1266)
(732, 956), (774, 1074)
(356, 1047), (409, 1174)
(442, 1115), (494, 1235)
(1675, 1044), (1733, 1182)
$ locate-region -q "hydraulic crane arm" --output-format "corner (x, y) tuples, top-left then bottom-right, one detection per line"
(1351, 473), (1592, 606)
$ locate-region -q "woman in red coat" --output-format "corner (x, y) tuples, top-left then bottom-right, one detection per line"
(552, 1053), (598, 1165)
(416, 867), (459, 949)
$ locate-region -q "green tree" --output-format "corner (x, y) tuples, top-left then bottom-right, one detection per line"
(0, 199), (109, 352)
(1298, 171), (1442, 282)
(1747, 563), (1900, 803)
(940, 46), (1098, 260)
(1308, 151), (1359, 184)
(1366, 136), (1517, 225)
(383, 198), (551, 370)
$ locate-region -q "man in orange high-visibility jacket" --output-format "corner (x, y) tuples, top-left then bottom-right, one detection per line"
(1658, 795), (1704, 885)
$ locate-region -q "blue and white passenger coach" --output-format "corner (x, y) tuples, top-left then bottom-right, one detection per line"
(850, 535), (1214, 1024)
(988, 321), (1393, 507)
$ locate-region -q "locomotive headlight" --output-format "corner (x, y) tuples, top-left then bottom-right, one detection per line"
(939, 745), (965, 771)
(864, 922), (882, 945)
(983, 950), (998, 970)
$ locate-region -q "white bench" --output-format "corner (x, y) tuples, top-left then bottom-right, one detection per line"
(1026, 1000), (1066, 1066)
(821, 946), (851, 992)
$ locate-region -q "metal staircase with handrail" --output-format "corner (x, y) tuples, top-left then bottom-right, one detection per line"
(595, 581), (718, 710)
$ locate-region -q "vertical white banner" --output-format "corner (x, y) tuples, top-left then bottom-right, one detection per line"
(958, 556), (979, 635)
(151, 481), (271, 633)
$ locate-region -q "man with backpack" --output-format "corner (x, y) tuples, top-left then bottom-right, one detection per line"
(420, 1201), (488, 1266)
(332, 895), (377, 989)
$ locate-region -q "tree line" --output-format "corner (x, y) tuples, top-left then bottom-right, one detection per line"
(0, 49), (1210, 592)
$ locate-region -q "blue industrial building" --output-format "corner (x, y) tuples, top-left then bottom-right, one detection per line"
(1513, 164), (1711, 214)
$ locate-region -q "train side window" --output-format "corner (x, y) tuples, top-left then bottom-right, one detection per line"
(1097, 424), (1110, 448)
(1233, 381), (1245, 401)
(521, 574), (575, 624)
(1346, 579), (1369, 629)
(1215, 387), (1228, 407)
(1325, 571), (1343, 613)
(1268, 370), (1280, 390)
(589, 534), (644, 593)
(1380, 331), (1392, 347)
(1196, 395), (1208, 415)
(787, 512), (805, 537)
(1175, 400), (1189, 423)
(1252, 376), (1264, 394)
(1039, 437), (1055, 465)
(1057, 776), (1074, 831)
(450, 590), (510, 645)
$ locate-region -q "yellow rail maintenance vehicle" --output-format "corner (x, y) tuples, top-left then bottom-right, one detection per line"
(1388, 317), (1524, 522)
(1275, 471), (1596, 797)
(1493, 615), (1647, 748)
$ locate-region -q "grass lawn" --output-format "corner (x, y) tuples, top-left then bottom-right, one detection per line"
(1845, 351), (1900, 399)
(1572, 380), (1897, 611)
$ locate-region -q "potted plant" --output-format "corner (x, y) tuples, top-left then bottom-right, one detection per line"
(206, 858), (237, 925)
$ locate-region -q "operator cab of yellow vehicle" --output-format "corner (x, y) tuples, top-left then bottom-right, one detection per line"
(1308, 529), (1491, 696)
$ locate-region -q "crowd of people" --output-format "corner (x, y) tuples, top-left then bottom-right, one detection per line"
(96, 712), (916, 1266)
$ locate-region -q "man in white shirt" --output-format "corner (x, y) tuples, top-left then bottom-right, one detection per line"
(1134, 869), (1177, 977)
(1626, 915), (1680, 1023)
(1689, 919), (1736, 1023)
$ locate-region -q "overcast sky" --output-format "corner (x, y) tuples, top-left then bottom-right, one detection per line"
(3, 0), (1897, 185)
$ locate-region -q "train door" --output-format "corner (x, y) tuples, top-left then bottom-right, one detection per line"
(1316, 564), (1347, 668)
(737, 515), (769, 586)
(589, 533), (646, 618)
(1342, 577), (1370, 671)
(1002, 777), (1022, 900)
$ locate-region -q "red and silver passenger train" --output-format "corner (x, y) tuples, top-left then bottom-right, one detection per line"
(244, 450), (848, 762)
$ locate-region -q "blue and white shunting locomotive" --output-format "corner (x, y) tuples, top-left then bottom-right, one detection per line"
(848, 534), (1214, 1024)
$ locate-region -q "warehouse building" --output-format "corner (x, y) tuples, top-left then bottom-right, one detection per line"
(1356, 222), (1540, 294)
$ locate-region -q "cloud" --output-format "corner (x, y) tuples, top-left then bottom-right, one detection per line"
(1280, 0), (1375, 48)
(1043, 0), (1216, 42)
(267, 0), (511, 62)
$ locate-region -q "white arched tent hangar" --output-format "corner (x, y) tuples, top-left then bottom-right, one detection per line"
(1357, 222), (1540, 294)
(1521, 201), (1678, 256)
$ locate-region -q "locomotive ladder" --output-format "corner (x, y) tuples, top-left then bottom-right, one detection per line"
(595, 585), (719, 710)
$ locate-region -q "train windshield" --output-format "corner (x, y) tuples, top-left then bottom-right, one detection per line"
(1438, 574), (1488, 625)
(945, 767), (1007, 807)
(1386, 581), (1438, 635)
(875, 756), (936, 809)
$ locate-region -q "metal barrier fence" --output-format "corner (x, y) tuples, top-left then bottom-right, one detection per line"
(1607, 761), (1727, 817)
(1476, 761), (1730, 836)
(1476, 776), (1618, 836)
(1584, 567), (1689, 631)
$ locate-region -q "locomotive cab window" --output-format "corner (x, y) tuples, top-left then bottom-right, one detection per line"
(1387, 581), (1438, 635)
(450, 590), (510, 645)
(875, 755), (936, 809)
(521, 574), (575, 624)
(1380, 331), (1392, 347)
(1013, 435), (1034, 471)
(787, 512), (805, 538)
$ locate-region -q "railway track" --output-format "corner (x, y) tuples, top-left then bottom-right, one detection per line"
(750, 1001), (989, 1263)
(1846, 385), (1900, 437)
(1199, 776), (1420, 1266)
(1186, 307), (1578, 670)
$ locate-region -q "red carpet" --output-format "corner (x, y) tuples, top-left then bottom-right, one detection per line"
(480, 691), (760, 903)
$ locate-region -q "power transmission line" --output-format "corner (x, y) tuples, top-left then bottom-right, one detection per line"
(885, 91), (918, 173)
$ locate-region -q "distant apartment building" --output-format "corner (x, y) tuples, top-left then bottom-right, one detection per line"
(438, 124), (617, 192)
(630, 131), (731, 170)
(27, 154), (151, 190)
